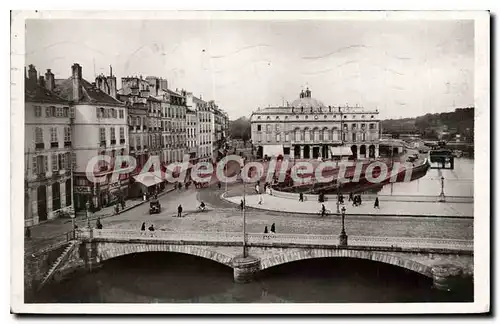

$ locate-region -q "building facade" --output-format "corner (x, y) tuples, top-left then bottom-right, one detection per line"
(250, 88), (380, 160)
(25, 65), (74, 226)
(53, 64), (129, 212)
(186, 108), (198, 162)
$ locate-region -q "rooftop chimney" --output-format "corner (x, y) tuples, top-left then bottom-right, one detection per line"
(27, 64), (37, 86)
(72, 63), (82, 102)
(45, 69), (55, 91)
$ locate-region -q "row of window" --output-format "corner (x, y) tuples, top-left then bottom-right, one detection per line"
(96, 107), (125, 119)
(34, 106), (74, 118)
(256, 114), (377, 120)
(34, 127), (72, 148)
(255, 129), (378, 143)
(99, 127), (126, 145)
(32, 152), (75, 176)
(256, 123), (377, 132)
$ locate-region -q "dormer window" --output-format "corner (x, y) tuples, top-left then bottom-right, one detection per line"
(371, 115), (374, 119)
(257, 116), (261, 120)
(267, 116), (270, 120)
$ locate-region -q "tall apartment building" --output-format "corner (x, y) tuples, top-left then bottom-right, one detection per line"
(186, 93), (212, 162)
(165, 89), (187, 163)
(52, 64), (129, 211)
(24, 65), (74, 226)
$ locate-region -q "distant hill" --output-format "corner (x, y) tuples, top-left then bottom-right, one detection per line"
(381, 108), (474, 142)
(229, 116), (251, 143)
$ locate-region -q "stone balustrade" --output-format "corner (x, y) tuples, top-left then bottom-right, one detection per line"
(78, 229), (472, 252)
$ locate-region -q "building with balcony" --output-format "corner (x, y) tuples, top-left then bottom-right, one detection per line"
(24, 65), (74, 226)
(52, 64), (128, 211)
(250, 88), (380, 160)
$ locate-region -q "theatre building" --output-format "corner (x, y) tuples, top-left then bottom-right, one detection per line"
(250, 88), (380, 160)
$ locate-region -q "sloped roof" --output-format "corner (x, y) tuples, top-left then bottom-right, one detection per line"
(54, 78), (124, 105)
(25, 80), (68, 104)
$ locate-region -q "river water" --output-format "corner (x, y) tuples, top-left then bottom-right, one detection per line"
(36, 253), (473, 303)
(34, 158), (474, 304)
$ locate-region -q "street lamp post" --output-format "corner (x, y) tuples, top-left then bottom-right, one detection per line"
(438, 176), (446, 202)
(241, 160), (247, 258)
(339, 206), (348, 246)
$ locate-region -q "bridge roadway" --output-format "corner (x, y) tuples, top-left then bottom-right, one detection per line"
(70, 228), (473, 292)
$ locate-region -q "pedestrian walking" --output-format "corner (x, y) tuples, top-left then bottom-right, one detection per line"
(218, 182), (221, 190)
(255, 184), (260, 194)
(349, 192), (354, 202)
(321, 204), (326, 217)
(143, 192), (147, 201)
(299, 192), (304, 202)
(141, 222), (146, 231)
(374, 197), (380, 209)
(240, 199), (244, 211)
(148, 224), (155, 231)
(270, 223), (276, 233)
(114, 203), (119, 215)
(258, 194), (263, 205)
(177, 204), (183, 217)
(358, 195), (362, 205)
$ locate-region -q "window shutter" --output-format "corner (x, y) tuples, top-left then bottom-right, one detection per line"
(71, 152), (76, 170)
(52, 154), (58, 171)
(32, 157), (37, 175)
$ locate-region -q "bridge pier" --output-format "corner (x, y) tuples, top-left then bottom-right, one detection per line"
(431, 264), (465, 292)
(232, 255), (260, 284)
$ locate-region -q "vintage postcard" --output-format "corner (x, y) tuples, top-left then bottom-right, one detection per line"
(10, 10), (490, 314)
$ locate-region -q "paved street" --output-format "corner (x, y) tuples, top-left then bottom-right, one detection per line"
(25, 182), (474, 254)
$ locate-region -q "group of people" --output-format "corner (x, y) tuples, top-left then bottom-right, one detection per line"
(141, 222), (156, 231)
(264, 223), (276, 234)
(349, 193), (363, 207)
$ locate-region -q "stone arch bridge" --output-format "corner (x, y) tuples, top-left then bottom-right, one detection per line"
(54, 229), (473, 292)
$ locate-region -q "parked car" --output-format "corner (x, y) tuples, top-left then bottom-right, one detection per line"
(149, 199), (161, 214)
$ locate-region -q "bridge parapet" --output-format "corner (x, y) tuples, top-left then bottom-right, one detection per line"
(78, 229), (473, 253)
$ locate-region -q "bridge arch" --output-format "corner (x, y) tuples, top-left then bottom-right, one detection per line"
(259, 249), (434, 278)
(97, 243), (235, 268)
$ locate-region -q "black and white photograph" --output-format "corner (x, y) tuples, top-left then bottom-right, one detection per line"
(10, 10), (490, 314)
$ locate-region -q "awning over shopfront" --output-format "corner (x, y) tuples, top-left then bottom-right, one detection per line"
(330, 146), (353, 156)
(263, 145), (284, 157)
(133, 172), (164, 187)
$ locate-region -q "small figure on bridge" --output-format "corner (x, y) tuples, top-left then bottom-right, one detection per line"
(240, 199), (244, 210)
(148, 224), (155, 231)
(349, 192), (354, 202)
(141, 222), (146, 231)
(177, 204), (183, 217)
(270, 223), (276, 233)
(374, 197), (380, 209)
(358, 195), (362, 205)
(96, 217), (103, 230)
(299, 192), (304, 202)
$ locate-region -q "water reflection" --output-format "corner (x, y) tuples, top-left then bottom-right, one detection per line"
(35, 252), (473, 303)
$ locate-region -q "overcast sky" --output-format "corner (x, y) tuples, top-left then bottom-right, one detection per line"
(26, 19), (474, 120)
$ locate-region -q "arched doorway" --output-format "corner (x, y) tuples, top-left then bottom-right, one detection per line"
(303, 145), (310, 159)
(294, 145), (301, 159)
(360, 145), (367, 158)
(65, 179), (72, 207)
(52, 182), (61, 211)
(351, 145), (358, 159)
(369, 145), (376, 158)
(37, 185), (47, 221)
